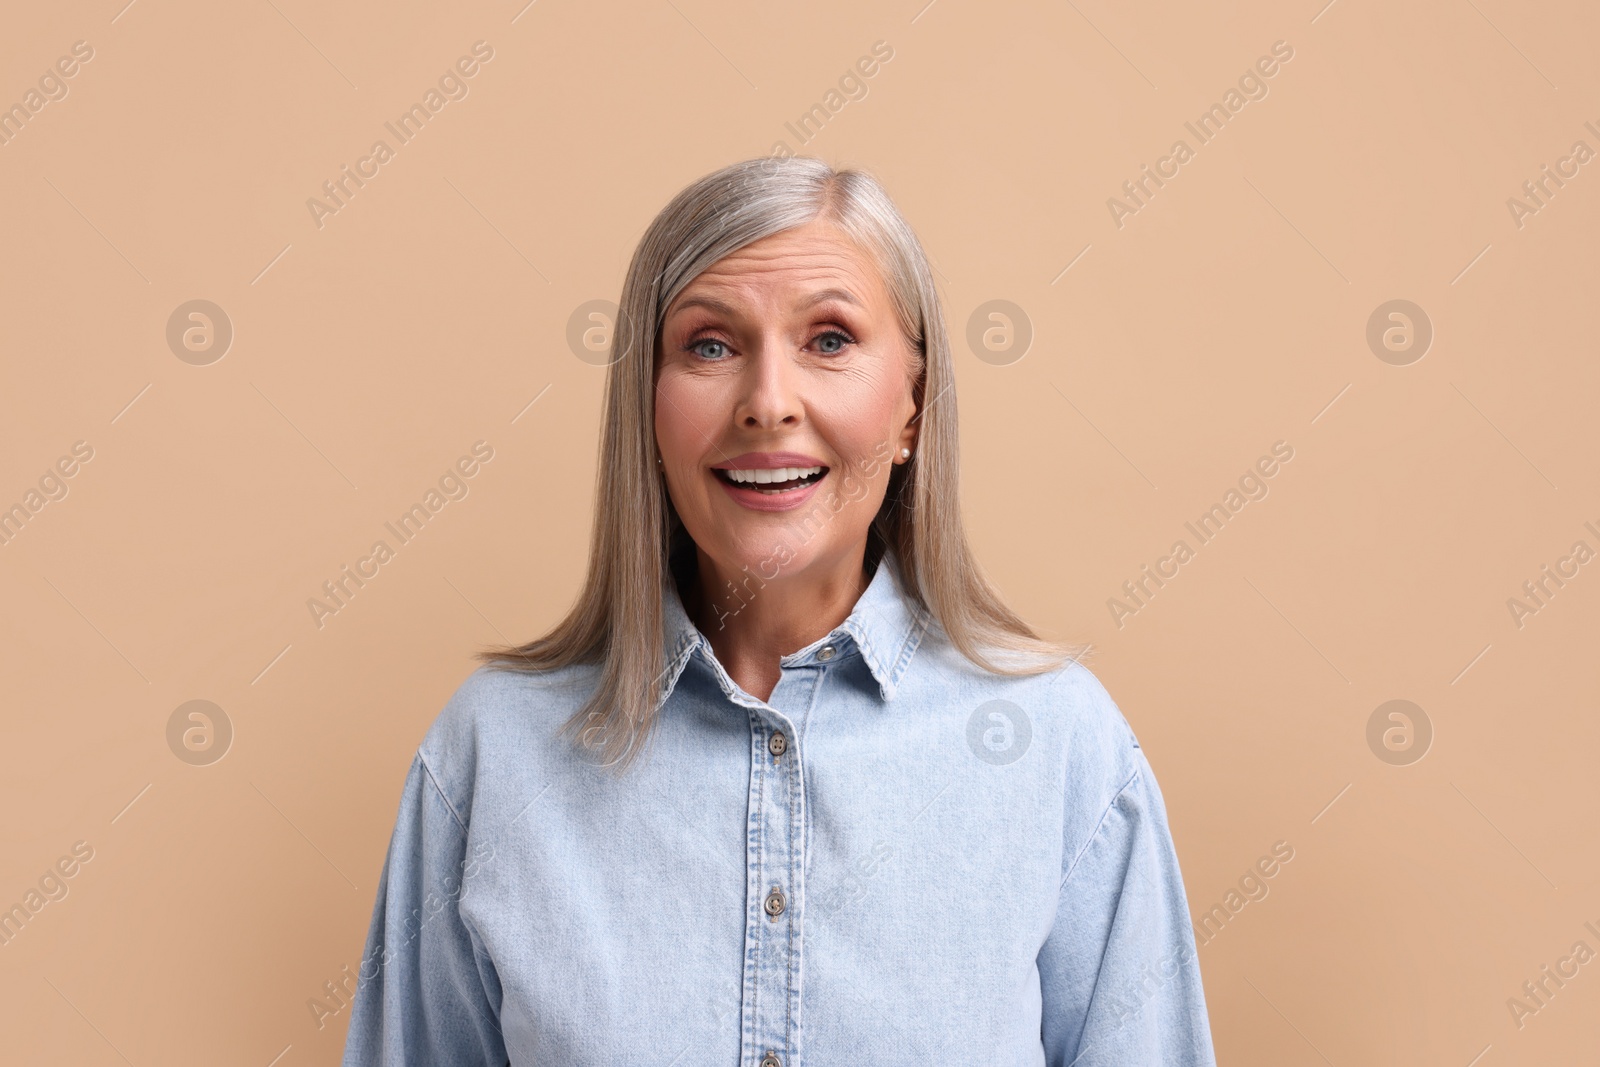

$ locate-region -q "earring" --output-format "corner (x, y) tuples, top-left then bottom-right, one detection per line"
(900, 448), (911, 459)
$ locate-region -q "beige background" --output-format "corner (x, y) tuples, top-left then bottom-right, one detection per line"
(2, 0), (1596, 1062)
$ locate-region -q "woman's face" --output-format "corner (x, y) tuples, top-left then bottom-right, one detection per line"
(654, 218), (921, 586)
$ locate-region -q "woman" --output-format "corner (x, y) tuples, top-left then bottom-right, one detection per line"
(342, 157), (1217, 1066)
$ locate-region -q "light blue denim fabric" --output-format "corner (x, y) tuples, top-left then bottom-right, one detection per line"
(341, 549), (1217, 1066)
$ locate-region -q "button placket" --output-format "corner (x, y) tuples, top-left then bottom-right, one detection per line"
(740, 670), (815, 1067)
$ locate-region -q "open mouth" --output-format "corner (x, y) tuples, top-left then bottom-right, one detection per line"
(712, 465), (829, 495)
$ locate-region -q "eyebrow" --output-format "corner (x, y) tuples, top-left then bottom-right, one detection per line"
(668, 287), (863, 319)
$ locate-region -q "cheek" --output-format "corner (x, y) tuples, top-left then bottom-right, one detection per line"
(653, 374), (719, 461)
(811, 367), (907, 457)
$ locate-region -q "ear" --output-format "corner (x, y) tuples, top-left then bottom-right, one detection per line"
(895, 347), (923, 462)
(895, 419), (918, 462)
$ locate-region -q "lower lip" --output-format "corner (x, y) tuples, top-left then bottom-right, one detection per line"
(713, 471), (827, 512)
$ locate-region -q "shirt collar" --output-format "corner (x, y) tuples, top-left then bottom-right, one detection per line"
(658, 549), (933, 709)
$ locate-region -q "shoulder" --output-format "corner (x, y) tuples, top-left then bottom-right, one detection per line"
(1023, 659), (1192, 891)
(1016, 658), (1143, 822)
(919, 637), (1147, 850)
(417, 660), (592, 757)
(415, 660), (599, 823)
(1041, 658), (1148, 845)
(917, 634), (1141, 786)
(1047, 658), (1141, 776)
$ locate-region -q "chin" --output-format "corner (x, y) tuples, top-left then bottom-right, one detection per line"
(694, 530), (826, 585)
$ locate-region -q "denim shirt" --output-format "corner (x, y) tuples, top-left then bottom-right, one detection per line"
(341, 550), (1217, 1066)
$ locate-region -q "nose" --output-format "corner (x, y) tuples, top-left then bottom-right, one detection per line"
(732, 334), (804, 431)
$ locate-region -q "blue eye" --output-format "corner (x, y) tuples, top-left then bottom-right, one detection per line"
(815, 330), (855, 354)
(688, 338), (729, 360)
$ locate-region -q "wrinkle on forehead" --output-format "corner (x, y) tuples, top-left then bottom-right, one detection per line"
(668, 224), (888, 313)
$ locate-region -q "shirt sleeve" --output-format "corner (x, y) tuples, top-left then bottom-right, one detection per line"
(1038, 748), (1217, 1066)
(341, 751), (508, 1066)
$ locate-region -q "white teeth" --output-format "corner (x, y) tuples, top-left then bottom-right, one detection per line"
(720, 465), (824, 485)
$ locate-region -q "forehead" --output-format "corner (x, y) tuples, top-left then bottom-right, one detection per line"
(667, 220), (890, 313)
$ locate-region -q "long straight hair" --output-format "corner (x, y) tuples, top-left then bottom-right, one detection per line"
(477, 156), (1090, 774)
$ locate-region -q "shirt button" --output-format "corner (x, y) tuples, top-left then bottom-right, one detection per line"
(760, 1052), (782, 1067)
(764, 885), (786, 920)
(768, 731), (788, 758)
(817, 644), (836, 661)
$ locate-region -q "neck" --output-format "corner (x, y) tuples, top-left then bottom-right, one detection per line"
(685, 543), (873, 702)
